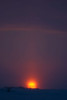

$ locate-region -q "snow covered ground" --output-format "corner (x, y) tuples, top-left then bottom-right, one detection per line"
(0, 87), (67, 100)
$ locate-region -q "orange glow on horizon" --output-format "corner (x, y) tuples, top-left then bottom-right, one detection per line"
(27, 80), (37, 89)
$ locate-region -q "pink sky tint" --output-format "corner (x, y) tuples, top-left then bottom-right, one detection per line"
(0, 26), (67, 35)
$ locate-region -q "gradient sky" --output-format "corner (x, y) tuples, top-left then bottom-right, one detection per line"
(0, 0), (67, 89)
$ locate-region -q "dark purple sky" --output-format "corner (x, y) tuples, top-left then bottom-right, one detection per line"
(0, 0), (67, 89)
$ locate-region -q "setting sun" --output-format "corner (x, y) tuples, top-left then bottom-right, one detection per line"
(27, 81), (37, 89)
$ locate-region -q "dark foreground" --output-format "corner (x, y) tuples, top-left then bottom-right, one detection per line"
(0, 87), (67, 100)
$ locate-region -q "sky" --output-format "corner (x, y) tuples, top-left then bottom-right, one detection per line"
(0, 0), (67, 89)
